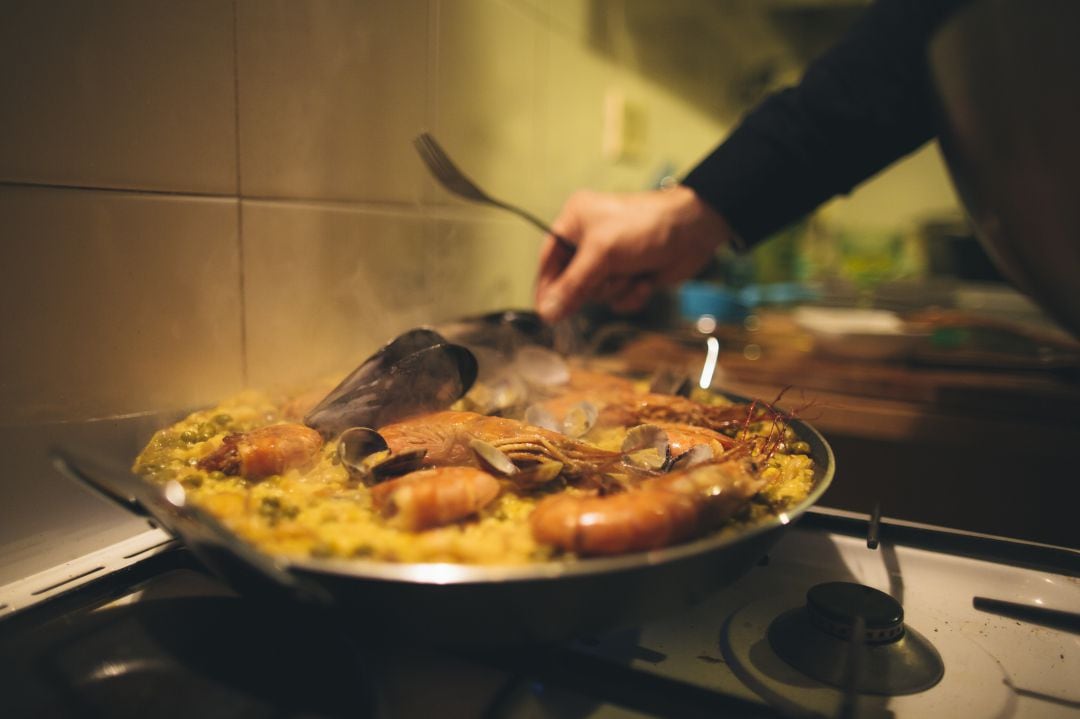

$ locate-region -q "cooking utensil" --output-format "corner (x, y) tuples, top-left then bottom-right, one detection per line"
(413, 132), (575, 254)
(54, 390), (833, 647)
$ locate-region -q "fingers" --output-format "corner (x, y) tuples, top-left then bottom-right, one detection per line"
(536, 243), (608, 323)
(593, 276), (634, 304)
(535, 233), (574, 303)
(609, 276), (655, 315)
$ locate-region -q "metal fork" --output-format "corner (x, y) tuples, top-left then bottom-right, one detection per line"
(414, 132), (575, 253)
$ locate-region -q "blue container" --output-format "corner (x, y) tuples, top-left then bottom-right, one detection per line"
(678, 281), (749, 323)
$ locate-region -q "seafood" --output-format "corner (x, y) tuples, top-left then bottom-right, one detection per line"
(606, 391), (797, 442)
(370, 466), (501, 531)
(336, 426), (427, 483)
(196, 423), (324, 480)
(377, 410), (623, 479)
(531, 369), (768, 439)
(653, 421), (733, 457)
(134, 323), (818, 565)
(304, 329), (478, 438)
(529, 455), (766, 556)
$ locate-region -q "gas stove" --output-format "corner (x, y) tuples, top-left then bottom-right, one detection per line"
(1, 506), (1076, 718)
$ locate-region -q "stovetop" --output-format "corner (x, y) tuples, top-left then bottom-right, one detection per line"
(1, 508), (1077, 719)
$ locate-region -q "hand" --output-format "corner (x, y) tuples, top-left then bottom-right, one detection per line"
(534, 185), (737, 323)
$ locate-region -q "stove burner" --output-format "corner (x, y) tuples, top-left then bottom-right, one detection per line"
(805, 581), (904, 643)
(768, 582), (944, 696)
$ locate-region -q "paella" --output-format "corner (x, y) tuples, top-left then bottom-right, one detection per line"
(133, 326), (815, 566)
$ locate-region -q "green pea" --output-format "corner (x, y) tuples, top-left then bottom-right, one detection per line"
(180, 430), (198, 444)
(213, 413), (233, 426)
(310, 541), (335, 558)
(181, 474), (204, 488)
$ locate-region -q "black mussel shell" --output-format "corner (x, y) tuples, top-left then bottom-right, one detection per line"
(306, 338), (478, 439)
(370, 449), (427, 481)
(306, 328), (447, 423)
(436, 309), (554, 356)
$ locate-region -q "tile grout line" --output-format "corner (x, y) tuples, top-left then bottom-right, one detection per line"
(232, 0), (248, 387)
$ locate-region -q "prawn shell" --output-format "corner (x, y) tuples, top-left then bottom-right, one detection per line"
(530, 458), (768, 556)
(370, 466), (501, 532)
(530, 488), (700, 556)
(197, 423), (325, 480)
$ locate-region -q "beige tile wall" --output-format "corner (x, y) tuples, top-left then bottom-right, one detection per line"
(0, 0), (959, 426)
(0, 187), (243, 423)
(0, 0), (237, 194)
(235, 0), (429, 202)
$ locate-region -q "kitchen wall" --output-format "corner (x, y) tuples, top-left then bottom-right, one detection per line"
(0, 0), (960, 425)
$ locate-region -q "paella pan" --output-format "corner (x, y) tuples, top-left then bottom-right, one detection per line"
(58, 312), (833, 645)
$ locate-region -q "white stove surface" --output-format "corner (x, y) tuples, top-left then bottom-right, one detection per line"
(576, 519), (1079, 718)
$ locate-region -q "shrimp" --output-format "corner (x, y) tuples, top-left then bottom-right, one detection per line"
(197, 423), (324, 480)
(538, 368), (768, 440)
(529, 456), (766, 556)
(599, 393), (752, 434)
(653, 421), (734, 456)
(377, 410), (622, 476)
(370, 466), (501, 531)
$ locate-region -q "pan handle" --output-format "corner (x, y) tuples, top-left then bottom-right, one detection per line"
(52, 447), (332, 606)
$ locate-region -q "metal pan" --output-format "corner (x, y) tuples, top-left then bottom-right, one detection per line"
(54, 393), (834, 648)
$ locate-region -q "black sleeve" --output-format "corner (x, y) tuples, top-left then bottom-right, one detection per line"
(681, 0), (970, 247)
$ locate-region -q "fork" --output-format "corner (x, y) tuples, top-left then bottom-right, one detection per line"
(414, 132), (575, 253)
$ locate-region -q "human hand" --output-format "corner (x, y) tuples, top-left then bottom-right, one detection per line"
(534, 185), (736, 323)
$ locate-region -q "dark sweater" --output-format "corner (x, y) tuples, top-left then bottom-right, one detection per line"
(682, 0), (970, 247)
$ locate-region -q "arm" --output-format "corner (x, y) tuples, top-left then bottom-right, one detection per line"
(536, 0), (970, 323)
(683, 0), (970, 246)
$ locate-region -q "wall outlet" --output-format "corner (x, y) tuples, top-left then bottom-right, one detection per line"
(602, 87), (646, 162)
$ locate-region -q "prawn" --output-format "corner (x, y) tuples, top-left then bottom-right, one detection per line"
(529, 455), (766, 556)
(653, 421), (734, 456)
(377, 410), (622, 476)
(370, 466), (501, 531)
(197, 423), (324, 480)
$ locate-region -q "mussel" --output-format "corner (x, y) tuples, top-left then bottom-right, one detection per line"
(436, 309), (554, 355)
(305, 329), (478, 439)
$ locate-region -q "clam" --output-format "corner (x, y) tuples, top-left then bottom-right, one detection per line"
(469, 439), (517, 476)
(513, 346), (570, 388)
(523, 404), (560, 432)
(667, 444), (714, 471)
(466, 370), (529, 415)
(369, 449), (427, 481)
(621, 424), (669, 471)
(511, 460), (564, 489)
(561, 401), (598, 438)
(337, 427), (426, 483)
